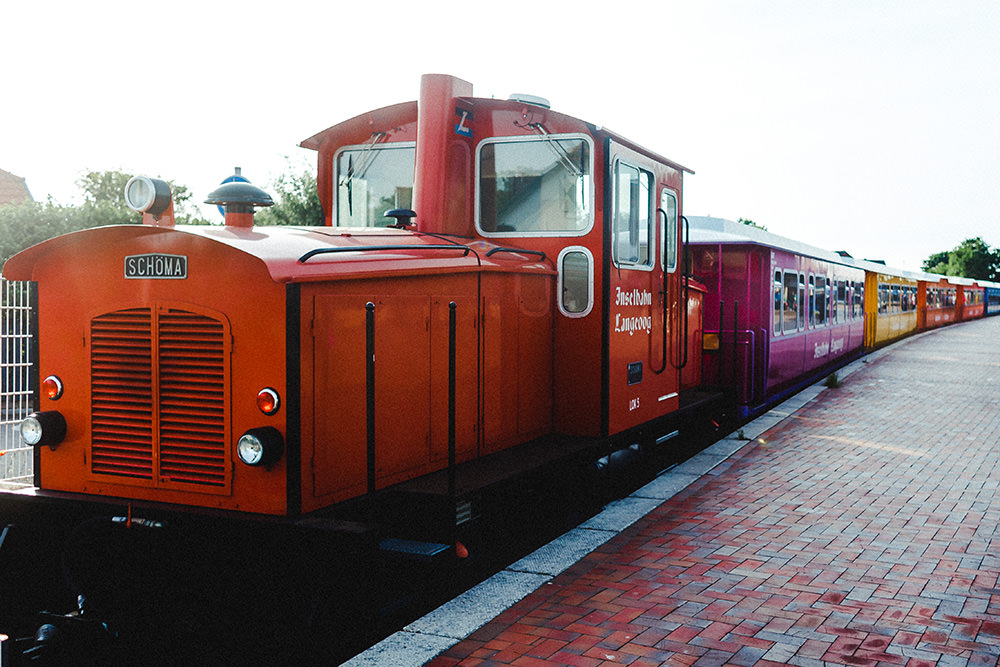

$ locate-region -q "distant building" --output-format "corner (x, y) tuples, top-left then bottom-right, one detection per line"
(0, 169), (32, 206)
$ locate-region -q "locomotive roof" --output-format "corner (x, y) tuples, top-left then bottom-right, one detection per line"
(299, 95), (694, 176)
(687, 216), (926, 280)
(2, 223), (553, 284)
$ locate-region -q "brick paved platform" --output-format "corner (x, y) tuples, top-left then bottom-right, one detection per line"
(352, 316), (1000, 666)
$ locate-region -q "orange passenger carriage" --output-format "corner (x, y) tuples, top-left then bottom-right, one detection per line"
(918, 274), (959, 330)
(957, 280), (985, 321)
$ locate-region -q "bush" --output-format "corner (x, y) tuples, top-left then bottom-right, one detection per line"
(0, 199), (140, 265)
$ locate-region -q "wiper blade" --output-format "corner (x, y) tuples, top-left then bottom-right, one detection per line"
(530, 123), (584, 178)
(339, 132), (387, 194)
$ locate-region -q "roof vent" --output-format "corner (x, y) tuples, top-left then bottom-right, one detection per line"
(508, 93), (550, 109)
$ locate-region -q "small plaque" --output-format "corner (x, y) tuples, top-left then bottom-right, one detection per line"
(125, 254), (188, 279)
(627, 361), (643, 385)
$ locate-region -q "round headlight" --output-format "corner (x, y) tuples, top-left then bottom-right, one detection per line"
(124, 176), (172, 216)
(237, 427), (284, 467)
(21, 411), (67, 449)
(21, 416), (43, 446)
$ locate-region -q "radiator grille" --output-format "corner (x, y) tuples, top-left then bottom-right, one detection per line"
(90, 306), (229, 489)
(92, 309), (154, 478)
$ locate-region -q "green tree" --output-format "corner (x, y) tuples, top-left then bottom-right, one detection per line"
(254, 168), (323, 226)
(922, 237), (1000, 281)
(0, 170), (208, 265)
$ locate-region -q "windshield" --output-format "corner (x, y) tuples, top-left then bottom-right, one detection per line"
(335, 143), (415, 226)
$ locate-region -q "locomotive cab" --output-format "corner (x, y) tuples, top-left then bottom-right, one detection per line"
(303, 74), (698, 449)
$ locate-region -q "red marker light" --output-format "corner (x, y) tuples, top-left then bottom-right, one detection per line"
(257, 388), (280, 415)
(42, 376), (63, 400)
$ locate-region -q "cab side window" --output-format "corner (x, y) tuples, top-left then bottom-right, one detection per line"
(660, 190), (678, 273)
(612, 161), (652, 268)
(558, 247), (593, 317)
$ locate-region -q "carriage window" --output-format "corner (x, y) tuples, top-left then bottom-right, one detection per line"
(559, 248), (593, 316)
(837, 281), (847, 322)
(661, 190), (678, 273)
(831, 281), (839, 324)
(478, 136), (592, 234)
(891, 285), (900, 313)
(773, 271), (782, 335)
(856, 281), (864, 318)
(335, 143), (415, 227)
(808, 275), (816, 327)
(878, 284), (889, 314)
(782, 271), (798, 333)
(798, 273), (806, 330)
(814, 276), (827, 325)
(612, 162), (652, 267)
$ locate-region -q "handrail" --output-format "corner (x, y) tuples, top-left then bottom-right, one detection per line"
(484, 247), (547, 261)
(299, 244), (472, 263)
(673, 215), (691, 370)
(706, 323), (757, 405)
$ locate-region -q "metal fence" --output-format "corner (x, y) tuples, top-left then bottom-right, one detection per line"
(1, 278), (34, 488)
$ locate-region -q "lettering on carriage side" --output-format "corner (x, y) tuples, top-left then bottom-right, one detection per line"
(830, 337), (844, 354)
(615, 287), (653, 307)
(613, 287), (653, 336)
(125, 253), (188, 279)
(813, 341), (830, 359)
(615, 314), (653, 336)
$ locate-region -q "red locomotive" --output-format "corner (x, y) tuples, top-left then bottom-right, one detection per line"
(4, 74), (703, 519)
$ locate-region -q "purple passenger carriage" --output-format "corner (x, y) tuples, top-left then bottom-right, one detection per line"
(688, 217), (866, 417)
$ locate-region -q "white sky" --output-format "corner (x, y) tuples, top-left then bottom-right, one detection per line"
(3, 0), (998, 271)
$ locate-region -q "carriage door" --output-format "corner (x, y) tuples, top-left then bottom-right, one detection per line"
(607, 141), (680, 436)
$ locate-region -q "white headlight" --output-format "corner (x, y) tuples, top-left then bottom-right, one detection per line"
(124, 176), (172, 216)
(237, 427), (284, 467)
(237, 433), (265, 466)
(20, 416), (43, 446)
(20, 411), (67, 449)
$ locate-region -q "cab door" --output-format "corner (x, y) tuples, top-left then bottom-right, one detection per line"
(605, 141), (682, 436)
